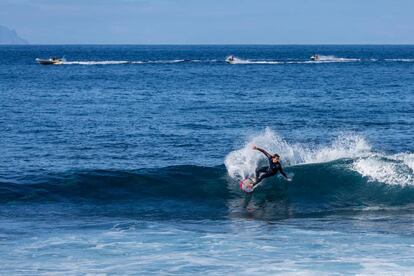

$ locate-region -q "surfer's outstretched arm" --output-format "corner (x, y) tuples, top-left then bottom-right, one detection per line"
(279, 167), (288, 178)
(279, 166), (291, 181)
(252, 145), (271, 158)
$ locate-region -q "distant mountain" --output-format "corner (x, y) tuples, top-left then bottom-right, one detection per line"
(0, 25), (28, 44)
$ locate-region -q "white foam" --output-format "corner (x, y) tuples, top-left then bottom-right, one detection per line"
(315, 55), (360, 62)
(228, 57), (282, 64)
(224, 128), (370, 179)
(224, 128), (413, 186)
(63, 59), (188, 65)
(227, 55), (359, 65)
(287, 56), (360, 64)
(385, 58), (414, 62)
(64, 61), (130, 65)
(353, 154), (414, 186)
(147, 59), (186, 64)
(400, 153), (414, 172)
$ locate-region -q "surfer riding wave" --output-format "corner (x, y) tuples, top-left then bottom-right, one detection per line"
(252, 145), (291, 187)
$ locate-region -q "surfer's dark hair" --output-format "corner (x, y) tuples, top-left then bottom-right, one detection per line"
(273, 154), (280, 158)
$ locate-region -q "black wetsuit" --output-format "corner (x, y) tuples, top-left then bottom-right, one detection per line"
(254, 157), (287, 185)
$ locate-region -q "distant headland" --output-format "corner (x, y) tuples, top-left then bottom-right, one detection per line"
(0, 25), (28, 44)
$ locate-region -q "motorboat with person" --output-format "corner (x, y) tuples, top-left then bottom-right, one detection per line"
(310, 54), (320, 61)
(36, 57), (65, 65)
(225, 55), (236, 64)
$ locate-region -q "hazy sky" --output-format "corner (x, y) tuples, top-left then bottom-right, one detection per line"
(1, 0), (413, 44)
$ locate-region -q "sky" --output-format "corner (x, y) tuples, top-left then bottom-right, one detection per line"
(0, 0), (413, 44)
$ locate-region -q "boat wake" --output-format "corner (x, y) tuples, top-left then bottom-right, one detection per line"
(309, 55), (360, 63)
(62, 59), (189, 65)
(227, 57), (282, 64)
(384, 58), (414, 62)
(227, 55), (361, 65)
(49, 57), (414, 65)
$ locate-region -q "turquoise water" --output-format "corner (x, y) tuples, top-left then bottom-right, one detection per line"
(1, 45), (413, 274)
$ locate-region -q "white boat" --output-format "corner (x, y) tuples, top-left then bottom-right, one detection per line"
(225, 55), (236, 64)
(310, 54), (320, 61)
(36, 57), (65, 65)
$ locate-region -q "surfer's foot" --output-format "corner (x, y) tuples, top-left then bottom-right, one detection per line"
(247, 180), (254, 187)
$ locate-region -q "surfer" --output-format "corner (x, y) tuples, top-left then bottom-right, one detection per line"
(252, 145), (290, 186)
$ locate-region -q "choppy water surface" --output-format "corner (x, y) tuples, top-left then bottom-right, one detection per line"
(1, 45), (413, 274)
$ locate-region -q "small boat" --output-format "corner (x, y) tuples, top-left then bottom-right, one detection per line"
(225, 55), (236, 64)
(310, 54), (320, 61)
(36, 57), (65, 65)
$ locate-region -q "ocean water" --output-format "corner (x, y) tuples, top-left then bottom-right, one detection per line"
(0, 45), (413, 275)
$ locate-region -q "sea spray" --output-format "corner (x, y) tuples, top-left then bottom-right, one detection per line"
(353, 154), (414, 186)
(224, 128), (371, 179)
(225, 128), (413, 187)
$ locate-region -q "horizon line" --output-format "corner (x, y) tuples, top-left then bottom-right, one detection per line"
(2, 43), (414, 46)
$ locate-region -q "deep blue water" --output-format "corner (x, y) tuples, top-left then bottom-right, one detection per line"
(1, 45), (413, 274)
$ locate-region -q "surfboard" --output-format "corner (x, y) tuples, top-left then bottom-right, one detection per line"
(239, 177), (256, 193)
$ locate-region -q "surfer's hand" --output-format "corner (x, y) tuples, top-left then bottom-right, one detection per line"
(286, 178), (292, 182)
(252, 145), (257, 150)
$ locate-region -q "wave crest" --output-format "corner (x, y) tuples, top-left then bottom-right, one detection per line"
(353, 154), (414, 186)
(224, 128), (370, 178)
(224, 128), (413, 187)
(1, 163), (413, 209)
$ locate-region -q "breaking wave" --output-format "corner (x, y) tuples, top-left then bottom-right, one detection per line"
(0, 125), (411, 220)
(225, 128), (413, 187)
(1, 164), (413, 214)
(0, 129), (413, 215)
